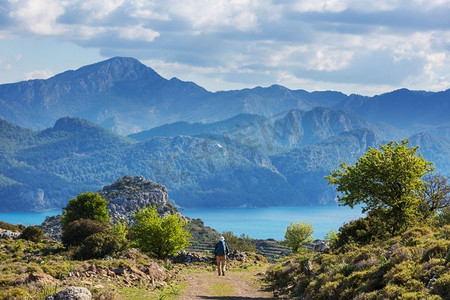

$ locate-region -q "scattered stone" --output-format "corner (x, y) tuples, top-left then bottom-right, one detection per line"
(172, 251), (211, 263)
(27, 273), (58, 286)
(45, 286), (91, 300)
(0, 228), (21, 239)
(427, 274), (438, 289)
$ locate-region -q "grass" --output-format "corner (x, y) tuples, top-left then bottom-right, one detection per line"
(208, 283), (234, 297)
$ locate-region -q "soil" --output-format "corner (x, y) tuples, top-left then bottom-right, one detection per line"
(176, 267), (276, 300)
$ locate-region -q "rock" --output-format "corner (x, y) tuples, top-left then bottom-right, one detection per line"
(302, 260), (314, 276)
(0, 228), (21, 239)
(313, 241), (330, 252)
(172, 251), (211, 263)
(100, 176), (177, 225)
(27, 273), (58, 286)
(229, 250), (249, 261)
(143, 262), (169, 282)
(45, 286), (91, 300)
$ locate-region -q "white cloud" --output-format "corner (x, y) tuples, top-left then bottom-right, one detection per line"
(117, 25), (159, 42)
(8, 0), (66, 35)
(307, 47), (354, 71)
(24, 69), (54, 80)
(78, 0), (125, 22)
(167, 0), (274, 32)
(2, 0), (450, 95)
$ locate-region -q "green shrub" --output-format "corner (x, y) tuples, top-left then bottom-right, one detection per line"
(401, 226), (433, 246)
(62, 218), (110, 247)
(423, 240), (449, 262)
(20, 225), (44, 242)
(222, 231), (256, 252)
(0, 221), (25, 232)
(336, 216), (387, 247)
(74, 231), (128, 260)
(131, 206), (191, 259)
(384, 261), (416, 285)
(431, 273), (450, 298)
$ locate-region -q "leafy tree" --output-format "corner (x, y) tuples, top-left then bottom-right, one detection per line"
(131, 206), (191, 259)
(20, 226), (44, 242)
(61, 191), (110, 231)
(420, 174), (450, 220)
(326, 140), (434, 235)
(284, 222), (314, 252)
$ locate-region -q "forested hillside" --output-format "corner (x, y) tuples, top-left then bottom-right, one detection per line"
(1, 113), (449, 211)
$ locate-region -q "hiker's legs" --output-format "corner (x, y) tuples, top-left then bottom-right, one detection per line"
(216, 255), (225, 275)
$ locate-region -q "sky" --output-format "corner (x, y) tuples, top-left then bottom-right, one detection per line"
(1, 0), (450, 96)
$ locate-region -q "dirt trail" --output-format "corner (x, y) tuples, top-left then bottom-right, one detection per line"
(176, 267), (276, 300)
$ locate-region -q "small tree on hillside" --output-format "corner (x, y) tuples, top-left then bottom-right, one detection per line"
(420, 174), (450, 220)
(284, 222), (314, 252)
(131, 206), (191, 259)
(326, 139), (434, 235)
(61, 192), (110, 231)
(20, 226), (44, 242)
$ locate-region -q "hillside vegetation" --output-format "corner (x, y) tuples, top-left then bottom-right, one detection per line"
(1, 114), (449, 210)
(266, 140), (450, 299)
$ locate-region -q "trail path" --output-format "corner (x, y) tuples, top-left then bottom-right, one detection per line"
(176, 267), (276, 300)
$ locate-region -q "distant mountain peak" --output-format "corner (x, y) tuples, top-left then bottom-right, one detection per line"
(52, 56), (163, 83)
(52, 116), (101, 132)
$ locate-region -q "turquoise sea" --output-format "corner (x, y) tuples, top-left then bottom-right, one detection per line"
(0, 205), (363, 241)
(181, 205), (363, 240)
(0, 209), (61, 227)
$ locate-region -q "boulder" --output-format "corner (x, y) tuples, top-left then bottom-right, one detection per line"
(0, 229), (21, 239)
(45, 287), (91, 300)
(27, 273), (58, 286)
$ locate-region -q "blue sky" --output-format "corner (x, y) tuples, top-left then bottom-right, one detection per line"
(1, 0), (450, 96)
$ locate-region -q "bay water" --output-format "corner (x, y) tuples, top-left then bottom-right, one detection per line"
(181, 204), (363, 240)
(0, 205), (362, 241)
(0, 209), (62, 227)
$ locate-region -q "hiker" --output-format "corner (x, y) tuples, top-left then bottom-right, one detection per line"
(214, 236), (230, 276)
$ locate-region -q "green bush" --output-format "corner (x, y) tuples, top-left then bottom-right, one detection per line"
(74, 230), (128, 260)
(401, 226), (433, 246)
(131, 206), (191, 259)
(62, 218), (110, 247)
(222, 231), (256, 252)
(431, 273), (450, 298)
(336, 216), (387, 247)
(0, 221), (25, 232)
(423, 240), (449, 262)
(20, 226), (44, 242)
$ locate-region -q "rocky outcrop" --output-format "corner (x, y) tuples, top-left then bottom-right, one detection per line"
(172, 251), (212, 264)
(0, 228), (21, 239)
(45, 287), (91, 300)
(41, 176), (177, 240)
(40, 215), (62, 241)
(100, 176), (178, 224)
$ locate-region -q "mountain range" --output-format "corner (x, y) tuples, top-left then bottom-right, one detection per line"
(0, 57), (449, 211)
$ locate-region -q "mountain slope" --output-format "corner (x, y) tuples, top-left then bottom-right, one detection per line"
(1, 57), (448, 135)
(335, 88), (450, 128)
(1, 116), (449, 211)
